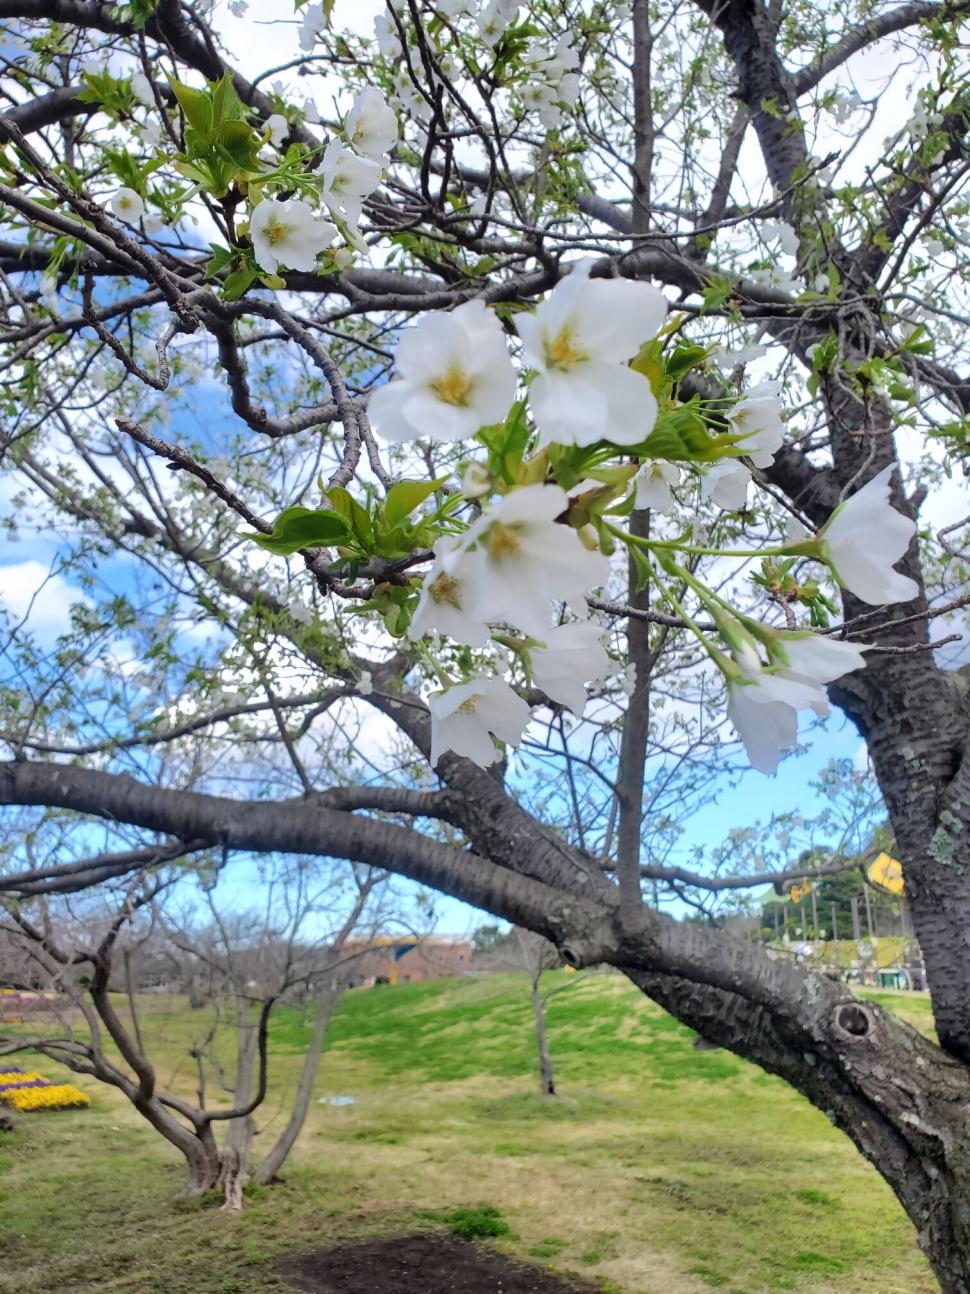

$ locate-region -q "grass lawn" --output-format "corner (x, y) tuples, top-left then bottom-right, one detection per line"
(0, 973), (938, 1294)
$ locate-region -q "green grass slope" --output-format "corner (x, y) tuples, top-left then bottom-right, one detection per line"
(0, 972), (937, 1294)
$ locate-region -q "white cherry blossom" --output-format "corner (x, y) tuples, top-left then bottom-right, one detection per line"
(530, 621), (610, 714)
(770, 632), (868, 686)
(317, 140), (383, 226)
(701, 459), (750, 510)
(346, 88), (397, 161)
(725, 633), (869, 774)
(368, 299), (516, 444)
(374, 12), (402, 58)
(727, 668), (826, 774)
(390, 67), (424, 119)
(727, 382), (785, 468)
(518, 264), (667, 448)
(265, 113), (288, 149)
(635, 460), (680, 513)
(456, 483), (610, 639)
(130, 72), (154, 107)
(408, 539), (491, 648)
(762, 219), (800, 256)
(725, 641), (830, 773)
(228, 0), (248, 14)
(558, 71), (581, 106)
(460, 461), (492, 499)
(479, 0), (519, 46)
(817, 466), (919, 605)
(429, 674), (531, 768)
(249, 198), (336, 274)
(522, 82), (563, 129)
(715, 341), (767, 367)
(110, 187), (145, 221)
(299, 2), (326, 51)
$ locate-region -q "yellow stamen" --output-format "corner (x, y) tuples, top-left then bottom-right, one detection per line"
(430, 365), (474, 407)
(265, 217), (292, 246)
(544, 325), (586, 371)
(457, 697), (478, 715)
(485, 522), (523, 562)
(429, 572), (462, 607)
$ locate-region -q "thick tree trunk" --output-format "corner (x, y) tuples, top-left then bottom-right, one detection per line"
(253, 983), (340, 1185)
(626, 967), (970, 1294)
(183, 1134), (223, 1195)
(530, 973), (555, 1097)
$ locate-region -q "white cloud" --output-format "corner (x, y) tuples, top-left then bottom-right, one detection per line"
(0, 560), (87, 642)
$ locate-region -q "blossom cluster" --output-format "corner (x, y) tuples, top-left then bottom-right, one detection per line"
(104, 62), (398, 285)
(248, 86), (395, 277)
(356, 267), (919, 775)
(369, 3), (582, 132)
(0, 1069), (90, 1112)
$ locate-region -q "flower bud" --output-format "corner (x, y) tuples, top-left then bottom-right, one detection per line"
(460, 461), (492, 499)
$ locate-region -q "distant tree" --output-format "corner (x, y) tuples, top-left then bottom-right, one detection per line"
(0, 860), (383, 1205)
(513, 929), (563, 1097)
(472, 924), (511, 955)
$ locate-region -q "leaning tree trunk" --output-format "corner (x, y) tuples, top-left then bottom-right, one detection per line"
(625, 963), (970, 1294)
(530, 971), (555, 1097)
(252, 982), (341, 1185)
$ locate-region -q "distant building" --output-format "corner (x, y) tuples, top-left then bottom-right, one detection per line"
(341, 936), (472, 987)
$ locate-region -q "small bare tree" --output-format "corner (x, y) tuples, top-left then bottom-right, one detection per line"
(514, 928), (571, 1098)
(0, 858), (383, 1207)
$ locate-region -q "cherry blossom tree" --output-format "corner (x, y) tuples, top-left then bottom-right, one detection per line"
(0, 0), (969, 1285)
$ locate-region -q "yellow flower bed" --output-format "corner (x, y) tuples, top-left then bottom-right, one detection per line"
(0, 1071), (46, 1085)
(1, 1083), (90, 1112)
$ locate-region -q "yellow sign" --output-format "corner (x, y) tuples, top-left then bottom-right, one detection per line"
(868, 852), (905, 896)
(790, 882), (812, 904)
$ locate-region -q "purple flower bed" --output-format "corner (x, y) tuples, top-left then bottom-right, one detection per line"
(0, 1078), (50, 1093)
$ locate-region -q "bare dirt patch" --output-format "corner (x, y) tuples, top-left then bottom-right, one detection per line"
(279, 1233), (602, 1294)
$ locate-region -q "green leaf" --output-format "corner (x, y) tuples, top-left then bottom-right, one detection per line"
(246, 507), (350, 556)
(325, 487), (374, 545)
(204, 243), (237, 279)
(210, 73), (243, 127)
(215, 120), (261, 169)
(635, 405), (743, 462)
(700, 276), (734, 313)
(222, 267), (255, 300)
(383, 477), (448, 530)
(630, 341), (665, 394)
(170, 79), (213, 134)
(665, 343), (709, 381)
